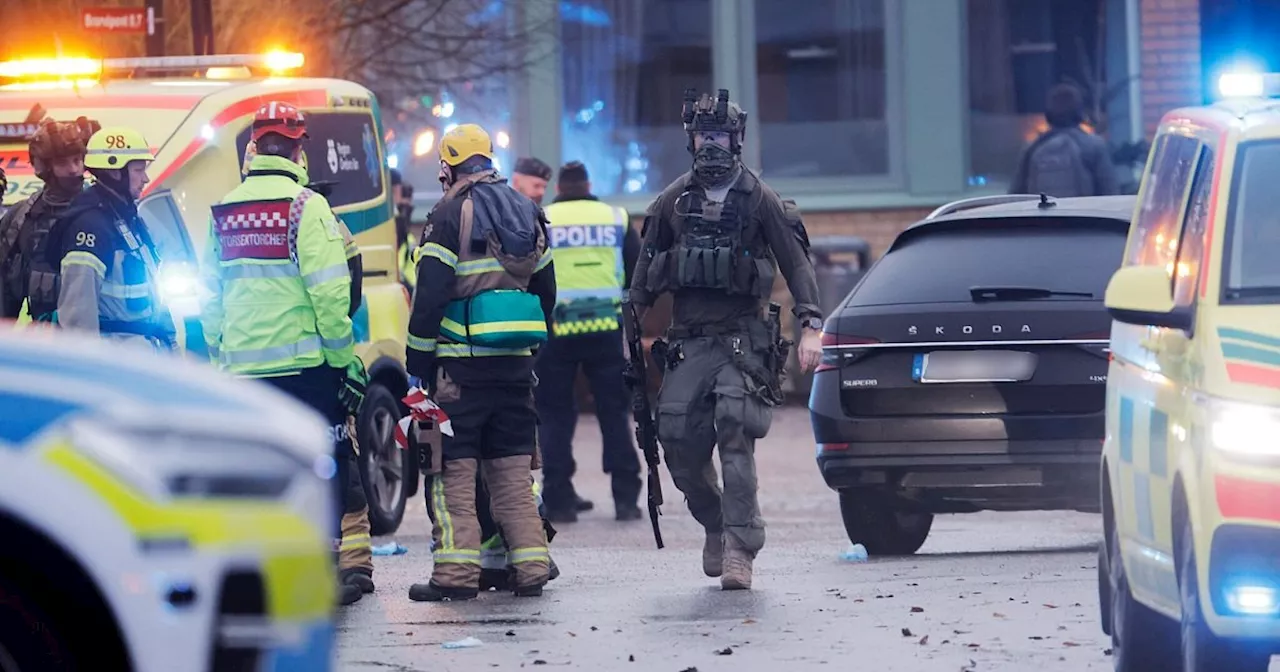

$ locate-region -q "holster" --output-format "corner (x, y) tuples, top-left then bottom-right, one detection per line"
(413, 420), (444, 476)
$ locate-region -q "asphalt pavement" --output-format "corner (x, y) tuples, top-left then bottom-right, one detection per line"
(336, 407), (1120, 672)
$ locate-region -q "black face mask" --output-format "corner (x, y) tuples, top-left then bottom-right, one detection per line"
(45, 175), (85, 201)
(692, 143), (737, 186)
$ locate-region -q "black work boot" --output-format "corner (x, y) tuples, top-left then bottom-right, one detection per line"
(341, 568), (375, 594)
(408, 581), (479, 602)
(574, 494), (595, 512)
(615, 503), (642, 521)
(337, 582), (362, 606)
(545, 507), (578, 523)
(513, 582), (545, 597)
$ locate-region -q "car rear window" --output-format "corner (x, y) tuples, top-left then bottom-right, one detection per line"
(847, 217), (1128, 307)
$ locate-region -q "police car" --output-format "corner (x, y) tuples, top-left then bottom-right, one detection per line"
(1099, 70), (1280, 671)
(0, 52), (416, 535)
(0, 326), (336, 671)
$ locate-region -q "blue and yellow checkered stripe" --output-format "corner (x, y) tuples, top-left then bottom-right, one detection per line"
(1116, 395), (1172, 544)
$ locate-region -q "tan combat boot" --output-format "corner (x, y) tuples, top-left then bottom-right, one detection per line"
(703, 532), (724, 577)
(720, 546), (753, 590)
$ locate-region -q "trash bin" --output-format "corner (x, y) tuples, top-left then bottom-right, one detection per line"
(788, 235), (872, 400)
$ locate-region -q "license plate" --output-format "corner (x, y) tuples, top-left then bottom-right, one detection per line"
(911, 350), (1037, 383)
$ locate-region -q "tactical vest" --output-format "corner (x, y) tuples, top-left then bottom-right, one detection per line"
(0, 191), (72, 320)
(643, 170), (775, 300)
(437, 172), (550, 357)
(542, 199), (626, 336)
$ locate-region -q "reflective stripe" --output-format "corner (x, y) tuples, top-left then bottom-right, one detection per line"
(407, 334), (437, 352)
(431, 476), (457, 551)
(535, 247), (553, 272)
(344, 241), (360, 260)
(221, 336), (321, 365)
(321, 334), (354, 350)
(223, 263), (299, 280)
(437, 343), (533, 358)
(339, 533), (371, 551)
(456, 257), (503, 276)
(100, 281), (151, 299)
(421, 243), (457, 269)
(434, 551), (482, 565)
(62, 251), (106, 277)
(303, 262), (349, 288)
(553, 315), (620, 336)
(508, 547), (550, 565)
(440, 316), (545, 337)
(86, 147), (152, 156)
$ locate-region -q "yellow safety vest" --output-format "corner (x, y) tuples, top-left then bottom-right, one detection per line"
(542, 199), (627, 336)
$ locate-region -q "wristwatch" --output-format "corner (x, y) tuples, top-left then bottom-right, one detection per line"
(801, 316), (823, 331)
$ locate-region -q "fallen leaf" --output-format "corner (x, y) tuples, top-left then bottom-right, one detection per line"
(901, 628), (914, 637)
(532, 661), (547, 666)
(1029, 636), (1044, 640)
(567, 632), (577, 637)
(941, 639), (951, 645)
(628, 654), (635, 662)
(506, 630), (516, 637)
(743, 619), (757, 624)
(1043, 604), (1058, 609)
(1104, 648), (1114, 656)
(590, 626), (598, 632)
(919, 635), (929, 645)
(967, 643), (980, 648)
(910, 606), (924, 613)
(1063, 642), (1081, 647)
(715, 647), (733, 656)
(953, 629), (971, 635)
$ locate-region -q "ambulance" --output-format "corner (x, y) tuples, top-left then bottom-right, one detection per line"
(1098, 70), (1280, 670)
(0, 325), (336, 671)
(0, 52), (416, 535)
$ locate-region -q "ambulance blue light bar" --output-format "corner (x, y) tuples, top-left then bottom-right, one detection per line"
(1217, 70), (1280, 99)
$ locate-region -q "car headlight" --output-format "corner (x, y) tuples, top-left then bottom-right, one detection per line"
(157, 262), (202, 317)
(67, 415), (322, 502)
(1210, 398), (1280, 457)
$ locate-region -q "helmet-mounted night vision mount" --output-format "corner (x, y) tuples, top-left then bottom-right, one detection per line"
(681, 88), (747, 155)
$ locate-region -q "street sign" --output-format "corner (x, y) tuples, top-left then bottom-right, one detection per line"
(81, 7), (155, 35)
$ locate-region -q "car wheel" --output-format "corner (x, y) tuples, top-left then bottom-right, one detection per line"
(0, 574), (80, 672)
(358, 383), (407, 536)
(1108, 523), (1177, 671)
(1098, 542), (1113, 636)
(1178, 517), (1272, 672)
(837, 490), (933, 556)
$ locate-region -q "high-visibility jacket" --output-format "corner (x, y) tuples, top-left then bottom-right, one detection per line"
(542, 198), (627, 336)
(200, 154), (355, 377)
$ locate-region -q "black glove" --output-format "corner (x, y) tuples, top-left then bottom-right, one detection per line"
(338, 357), (368, 416)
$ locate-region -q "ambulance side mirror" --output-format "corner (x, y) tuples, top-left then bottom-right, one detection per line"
(1105, 265), (1192, 331)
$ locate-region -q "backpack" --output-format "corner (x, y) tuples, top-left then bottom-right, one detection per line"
(1024, 129), (1092, 198)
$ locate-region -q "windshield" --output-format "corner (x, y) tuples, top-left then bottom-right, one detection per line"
(1224, 139), (1280, 302)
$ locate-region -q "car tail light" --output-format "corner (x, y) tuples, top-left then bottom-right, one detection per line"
(816, 332), (879, 372)
(1069, 330), (1111, 361)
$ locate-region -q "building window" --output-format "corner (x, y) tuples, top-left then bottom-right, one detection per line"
(966, 0), (1103, 187)
(754, 0), (888, 179)
(559, 0), (712, 197)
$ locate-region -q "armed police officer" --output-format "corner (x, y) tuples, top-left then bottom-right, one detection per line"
(629, 90), (823, 590)
(0, 117), (96, 321)
(48, 126), (177, 349)
(406, 123), (555, 601)
(200, 102), (373, 607)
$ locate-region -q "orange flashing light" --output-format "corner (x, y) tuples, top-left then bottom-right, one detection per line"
(0, 57), (101, 79)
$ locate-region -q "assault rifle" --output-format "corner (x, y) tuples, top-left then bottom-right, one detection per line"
(621, 298), (664, 549)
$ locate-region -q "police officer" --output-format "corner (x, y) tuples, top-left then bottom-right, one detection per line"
(50, 126), (176, 349)
(511, 156), (552, 204)
(629, 90), (824, 590)
(406, 123), (555, 601)
(199, 102), (373, 607)
(537, 160), (643, 522)
(1, 117), (96, 321)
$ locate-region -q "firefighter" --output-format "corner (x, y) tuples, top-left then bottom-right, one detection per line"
(406, 123), (555, 601)
(0, 117), (95, 321)
(199, 102), (373, 607)
(48, 127), (176, 349)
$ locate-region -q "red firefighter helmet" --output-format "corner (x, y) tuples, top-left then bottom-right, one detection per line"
(250, 101), (307, 142)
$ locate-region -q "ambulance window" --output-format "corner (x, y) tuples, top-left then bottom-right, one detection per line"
(138, 193), (195, 263)
(235, 112), (385, 209)
(1224, 139), (1280, 300)
(1172, 147), (1213, 307)
(1126, 133), (1200, 270)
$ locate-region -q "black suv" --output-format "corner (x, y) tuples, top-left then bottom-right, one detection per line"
(809, 194), (1132, 555)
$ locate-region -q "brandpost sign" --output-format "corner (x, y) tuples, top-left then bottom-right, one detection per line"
(80, 7), (154, 35)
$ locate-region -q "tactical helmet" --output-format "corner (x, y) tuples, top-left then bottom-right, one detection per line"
(28, 117), (98, 178)
(681, 89), (748, 155)
(84, 127), (155, 170)
(438, 124), (495, 167)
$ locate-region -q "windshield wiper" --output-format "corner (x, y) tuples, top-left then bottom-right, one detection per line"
(969, 286), (1094, 302)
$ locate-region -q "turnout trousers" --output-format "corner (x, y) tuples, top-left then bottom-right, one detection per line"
(261, 366), (373, 576)
(425, 381), (550, 590)
(534, 329), (642, 511)
(654, 331), (774, 555)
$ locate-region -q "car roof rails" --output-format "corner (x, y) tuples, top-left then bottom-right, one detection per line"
(925, 194), (1045, 220)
